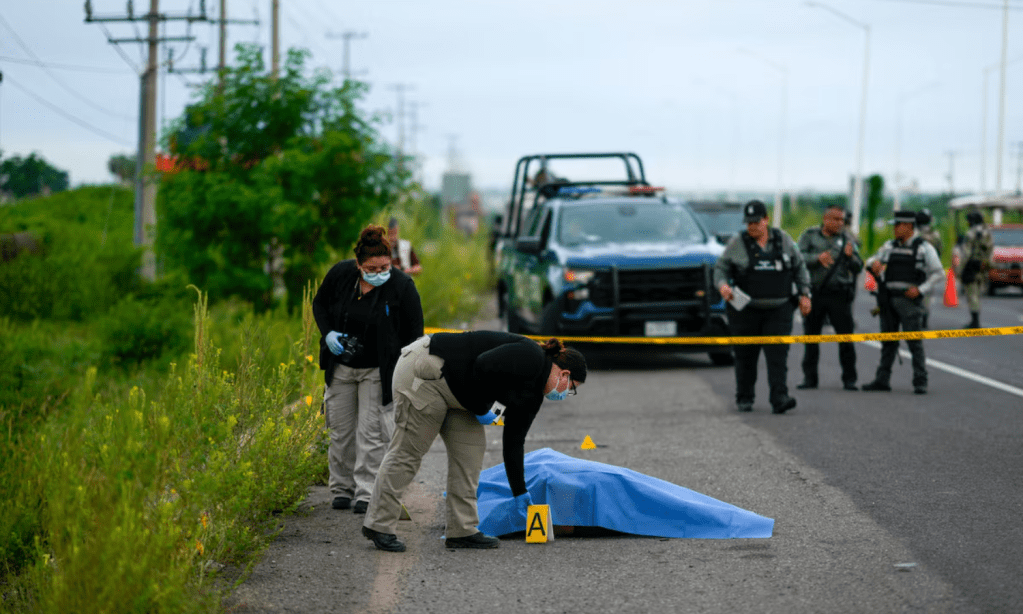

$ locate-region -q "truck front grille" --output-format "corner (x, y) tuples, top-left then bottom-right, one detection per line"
(590, 267), (714, 307)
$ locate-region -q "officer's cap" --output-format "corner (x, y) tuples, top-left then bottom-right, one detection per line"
(891, 210), (917, 226)
(742, 200), (768, 223)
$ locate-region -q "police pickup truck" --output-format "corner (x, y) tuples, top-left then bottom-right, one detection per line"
(494, 152), (732, 365)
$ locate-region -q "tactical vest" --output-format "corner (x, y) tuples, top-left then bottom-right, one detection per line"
(883, 237), (926, 285)
(737, 228), (795, 299)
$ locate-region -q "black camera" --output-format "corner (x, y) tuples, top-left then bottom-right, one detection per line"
(337, 335), (364, 365)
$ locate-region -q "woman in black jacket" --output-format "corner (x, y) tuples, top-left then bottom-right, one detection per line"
(361, 331), (586, 552)
(312, 224), (424, 515)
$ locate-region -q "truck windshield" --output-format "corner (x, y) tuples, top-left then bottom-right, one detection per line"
(692, 208), (744, 235)
(991, 229), (1023, 246)
(558, 201), (706, 246)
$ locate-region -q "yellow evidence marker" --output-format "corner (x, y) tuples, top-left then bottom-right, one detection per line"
(526, 504), (554, 543)
(580, 435), (597, 450)
(399, 503), (412, 521)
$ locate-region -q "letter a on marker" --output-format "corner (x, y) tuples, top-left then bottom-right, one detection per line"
(526, 504), (554, 543)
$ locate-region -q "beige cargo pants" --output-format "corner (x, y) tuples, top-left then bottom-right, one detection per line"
(364, 336), (487, 539)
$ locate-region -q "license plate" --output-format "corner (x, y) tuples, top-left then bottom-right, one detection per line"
(644, 321), (677, 337)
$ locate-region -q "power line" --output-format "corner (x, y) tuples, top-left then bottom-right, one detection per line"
(0, 13), (134, 121)
(284, 2), (334, 63)
(4, 75), (133, 147)
(0, 55), (128, 74)
(99, 23), (143, 73)
(874, 0), (1023, 9)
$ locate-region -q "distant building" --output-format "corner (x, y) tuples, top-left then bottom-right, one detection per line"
(441, 171), (482, 235)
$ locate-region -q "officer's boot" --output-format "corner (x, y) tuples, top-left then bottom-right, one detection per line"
(964, 312), (980, 329)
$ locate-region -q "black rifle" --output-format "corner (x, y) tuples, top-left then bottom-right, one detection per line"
(817, 233), (853, 298)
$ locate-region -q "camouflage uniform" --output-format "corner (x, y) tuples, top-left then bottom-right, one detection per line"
(917, 224), (943, 328)
(960, 222), (993, 328)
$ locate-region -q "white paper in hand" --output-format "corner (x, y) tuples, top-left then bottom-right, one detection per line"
(728, 286), (751, 311)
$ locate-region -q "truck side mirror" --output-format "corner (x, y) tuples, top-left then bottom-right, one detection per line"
(515, 236), (543, 254)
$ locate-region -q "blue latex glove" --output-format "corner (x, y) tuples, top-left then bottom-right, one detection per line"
(325, 331), (345, 355)
(475, 410), (499, 425)
(513, 492), (533, 523)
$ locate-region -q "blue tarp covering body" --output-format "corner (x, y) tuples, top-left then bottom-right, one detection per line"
(477, 448), (774, 539)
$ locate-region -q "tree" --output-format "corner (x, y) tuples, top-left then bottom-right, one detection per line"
(0, 153), (70, 199)
(865, 174), (885, 253)
(107, 154), (136, 184)
(158, 45), (408, 309)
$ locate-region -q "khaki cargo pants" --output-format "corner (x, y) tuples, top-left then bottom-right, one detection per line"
(364, 335), (487, 539)
(324, 364), (393, 505)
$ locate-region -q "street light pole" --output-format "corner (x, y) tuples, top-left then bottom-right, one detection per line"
(738, 49), (787, 228)
(805, 1), (870, 235)
(995, 0), (1010, 192)
(980, 63), (997, 194)
(893, 82), (939, 211)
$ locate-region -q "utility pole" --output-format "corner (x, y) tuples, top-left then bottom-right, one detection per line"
(220, 0), (227, 74)
(85, 0), (205, 280)
(326, 30), (368, 81)
(208, 1), (258, 86)
(389, 83), (414, 170)
(408, 100), (427, 183)
(271, 0), (279, 78)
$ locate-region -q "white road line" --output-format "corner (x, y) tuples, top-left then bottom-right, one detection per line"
(862, 340), (1023, 398)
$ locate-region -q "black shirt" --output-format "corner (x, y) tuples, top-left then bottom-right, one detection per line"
(339, 284), (381, 369)
(429, 331), (552, 497)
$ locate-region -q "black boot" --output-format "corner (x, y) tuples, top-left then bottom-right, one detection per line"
(964, 312), (980, 329)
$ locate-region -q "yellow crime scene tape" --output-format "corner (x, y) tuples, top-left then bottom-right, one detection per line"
(423, 326), (1023, 346)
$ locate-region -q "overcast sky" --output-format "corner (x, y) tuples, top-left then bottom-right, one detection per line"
(2, 0), (1022, 199)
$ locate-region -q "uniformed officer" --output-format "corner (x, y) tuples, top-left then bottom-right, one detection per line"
(714, 200), (812, 414)
(958, 209), (993, 329)
(796, 205), (862, 391)
(915, 209), (943, 329)
(861, 209), (943, 394)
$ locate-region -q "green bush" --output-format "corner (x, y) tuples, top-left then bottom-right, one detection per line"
(0, 185), (140, 322)
(97, 295), (191, 365)
(0, 291), (325, 614)
(0, 318), (101, 422)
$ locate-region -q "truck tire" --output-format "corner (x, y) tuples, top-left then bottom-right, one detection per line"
(500, 288), (521, 333)
(539, 298), (562, 336)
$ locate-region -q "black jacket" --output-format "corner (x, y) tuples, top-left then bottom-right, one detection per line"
(312, 259), (424, 405)
(429, 331), (552, 496)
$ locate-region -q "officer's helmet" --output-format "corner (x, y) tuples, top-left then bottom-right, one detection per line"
(915, 209), (932, 226)
(966, 210), (984, 226)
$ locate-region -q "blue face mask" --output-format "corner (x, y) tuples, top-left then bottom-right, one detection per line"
(545, 376), (569, 401)
(362, 269), (391, 287)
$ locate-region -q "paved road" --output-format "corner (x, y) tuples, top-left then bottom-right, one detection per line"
(227, 286), (1022, 614)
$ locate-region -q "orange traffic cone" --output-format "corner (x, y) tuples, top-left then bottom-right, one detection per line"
(943, 267), (959, 307)
(864, 271), (877, 291)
